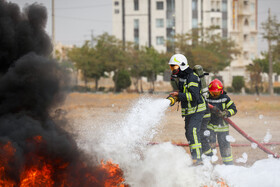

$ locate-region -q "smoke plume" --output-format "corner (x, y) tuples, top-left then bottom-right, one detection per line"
(0, 1), (122, 186)
(0, 0), (52, 73)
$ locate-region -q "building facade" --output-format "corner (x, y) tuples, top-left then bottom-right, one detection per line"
(112, 0), (258, 87)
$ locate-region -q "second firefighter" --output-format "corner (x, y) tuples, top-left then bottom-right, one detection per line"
(205, 79), (237, 165)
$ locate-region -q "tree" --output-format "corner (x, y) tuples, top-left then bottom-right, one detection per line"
(246, 59), (263, 94)
(172, 33), (194, 67)
(93, 33), (127, 92)
(68, 41), (104, 90)
(250, 52), (280, 74)
(203, 28), (240, 73)
(113, 70), (131, 92)
(173, 27), (239, 73)
(232, 76), (245, 93)
(261, 10), (280, 95)
(125, 42), (145, 93)
(138, 47), (167, 93)
(191, 47), (220, 72)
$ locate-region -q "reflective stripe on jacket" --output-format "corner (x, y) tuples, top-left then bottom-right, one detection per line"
(178, 70), (206, 116)
(206, 92), (237, 129)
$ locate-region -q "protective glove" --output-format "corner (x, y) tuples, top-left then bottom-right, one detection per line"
(218, 110), (229, 118)
(210, 105), (221, 114)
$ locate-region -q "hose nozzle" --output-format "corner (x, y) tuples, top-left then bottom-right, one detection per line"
(166, 95), (178, 106)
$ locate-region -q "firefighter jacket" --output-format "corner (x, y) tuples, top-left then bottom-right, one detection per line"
(177, 68), (207, 116)
(206, 92), (237, 132)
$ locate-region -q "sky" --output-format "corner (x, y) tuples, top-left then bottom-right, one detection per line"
(8, 0), (280, 54)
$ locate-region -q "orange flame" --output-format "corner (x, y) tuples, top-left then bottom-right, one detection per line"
(0, 142), (17, 187)
(0, 137), (128, 187)
(204, 178), (229, 187)
(20, 164), (54, 187)
(100, 160), (127, 187)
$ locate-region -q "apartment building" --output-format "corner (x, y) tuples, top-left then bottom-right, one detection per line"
(112, 0), (258, 87)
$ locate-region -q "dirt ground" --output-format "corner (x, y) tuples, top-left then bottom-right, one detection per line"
(57, 92), (280, 166)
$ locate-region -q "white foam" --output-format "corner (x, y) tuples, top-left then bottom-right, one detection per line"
(263, 129), (272, 143)
(226, 135), (236, 142)
(214, 158), (280, 187)
(96, 97), (170, 164)
(236, 152), (248, 163)
(75, 96), (280, 187)
(251, 143), (258, 149)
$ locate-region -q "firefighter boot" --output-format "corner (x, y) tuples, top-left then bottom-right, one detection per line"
(192, 159), (203, 166)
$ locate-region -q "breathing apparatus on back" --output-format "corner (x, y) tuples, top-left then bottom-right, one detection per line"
(193, 65), (209, 99)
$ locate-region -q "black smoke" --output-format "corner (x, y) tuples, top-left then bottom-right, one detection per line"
(0, 0), (52, 73)
(0, 1), (114, 186)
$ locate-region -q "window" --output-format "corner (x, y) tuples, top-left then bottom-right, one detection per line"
(192, 0), (197, 10)
(114, 1), (119, 6)
(134, 19), (139, 45)
(251, 20), (255, 28)
(166, 19), (174, 28)
(192, 18), (198, 28)
(211, 18), (215, 25)
(156, 19), (164, 28)
(134, 37), (139, 45)
(217, 18), (221, 27)
(222, 19), (227, 28)
(114, 9), (119, 14)
(134, 0), (139, 10)
(251, 2), (255, 12)
(134, 19), (139, 29)
(156, 36), (164, 45)
(211, 1), (215, 10)
(244, 19), (249, 26)
(250, 53), (255, 60)
(156, 1), (164, 10)
(250, 36), (255, 43)
(244, 34), (248, 41)
(275, 75), (279, 82)
(222, 1), (227, 12)
(216, 1), (220, 11)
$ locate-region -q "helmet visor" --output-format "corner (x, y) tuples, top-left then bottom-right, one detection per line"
(210, 91), (221, 97)
(169, 65), (179, 71)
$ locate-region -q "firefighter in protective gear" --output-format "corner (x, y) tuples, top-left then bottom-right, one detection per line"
(205, 79), (237, 165)
(168, 54), (207, 165)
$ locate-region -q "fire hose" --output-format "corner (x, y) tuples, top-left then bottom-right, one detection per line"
(208, 104), (280, 159)
(151, 102), (279, 158)
(149, 142), (280, 147)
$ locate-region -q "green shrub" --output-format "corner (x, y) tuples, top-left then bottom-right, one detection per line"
(113, 70), (131, 92)
(245, 87), (253, 94)
(226, 87), (234, 93)
(232, 76), (245, 93)
(274, 87), (280, 94)
(72, 85), (91, 92)
(98, 87), (105, 92)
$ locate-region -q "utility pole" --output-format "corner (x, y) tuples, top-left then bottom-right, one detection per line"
(268, 8), (274, 95)
(90, 30), (94, 48)
(52, 0), (55, 58)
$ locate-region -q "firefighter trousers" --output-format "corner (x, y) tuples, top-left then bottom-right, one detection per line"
(184, 111), (205, 161)
(209, 129), (233, 165)
(200, 116), (212, 156)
